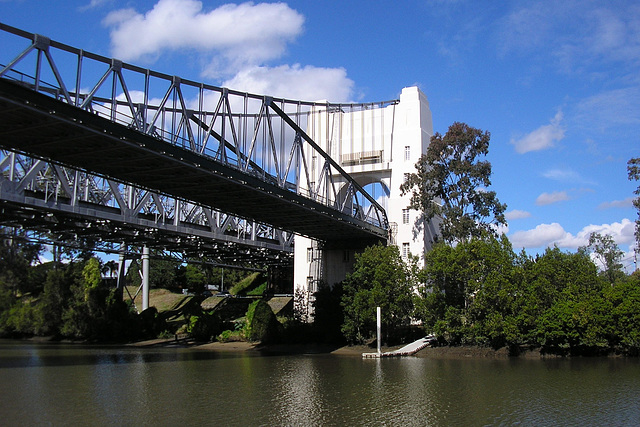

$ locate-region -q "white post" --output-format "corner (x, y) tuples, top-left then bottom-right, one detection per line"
(142, 246), (149, 311)
(377, 306), (382, 355)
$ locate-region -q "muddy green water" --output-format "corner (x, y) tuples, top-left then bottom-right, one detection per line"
(0, 340), (639, 426)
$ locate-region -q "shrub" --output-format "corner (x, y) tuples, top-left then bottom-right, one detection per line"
(186, 311), (221, 342)
(244, 300), (282, 343)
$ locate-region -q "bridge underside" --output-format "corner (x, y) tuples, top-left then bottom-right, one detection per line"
(0, 79), (385, 249)
(0, 197), (290, 266)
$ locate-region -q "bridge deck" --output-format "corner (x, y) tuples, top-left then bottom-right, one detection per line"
(0, 79), (385, 247)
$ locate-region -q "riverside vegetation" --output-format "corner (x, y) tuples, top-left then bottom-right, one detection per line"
(1, 230), (639, 357)
(1, 144), (638, 354)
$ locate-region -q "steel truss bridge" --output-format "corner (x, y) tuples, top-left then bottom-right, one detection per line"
(0, 23), (391, 268)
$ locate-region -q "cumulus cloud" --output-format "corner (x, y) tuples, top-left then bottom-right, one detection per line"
(103, 0), (304, 73)
(221, 64), (354, 102)
(509, 218), (636, 250)
(510, 223), (567, 248)
(535, 190), (569, 206)
(505, 209), (531, 220)
(102, 1), (355, 102)
(511, 111), (565, 154)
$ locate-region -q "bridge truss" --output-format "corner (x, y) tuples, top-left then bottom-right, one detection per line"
(0, 149), (292, 265)
(0, 23), (392, 266)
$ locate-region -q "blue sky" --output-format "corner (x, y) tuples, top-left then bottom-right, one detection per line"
(1, 0), (638, 270)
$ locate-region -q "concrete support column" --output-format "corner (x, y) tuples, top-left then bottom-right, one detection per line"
(116, 250), (126, 300)
(142, 246), (149, 311)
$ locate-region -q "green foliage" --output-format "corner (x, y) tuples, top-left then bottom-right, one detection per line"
(126, 256), (181, 290)
(0, 253), (145, 341)
(247, 282), (267, 296)
(60, 258), (141, 341)
(230, 272), (265, 296)
(244, 299), (281, 343)
(418, 235), (640, 355)
(186, 311), (221, 342)
(184, 264), (207, 293)
(628, 157), (640, 247)
(34, 267), (73, 335)
(606, 275), (640, 355)
(581, 232), (625, 284)
(341, 244), (416, 344)
(4, 301), (37, 335)
(418, 235), (518, 346)
(400, 122), (507, 243)
(0, 229), (42, 296)
(217, 329), (233, 342)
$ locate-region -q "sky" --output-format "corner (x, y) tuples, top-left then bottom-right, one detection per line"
(1, 0), (639, 271)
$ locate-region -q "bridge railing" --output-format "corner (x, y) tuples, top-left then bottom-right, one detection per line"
(0, 22), (390, 233)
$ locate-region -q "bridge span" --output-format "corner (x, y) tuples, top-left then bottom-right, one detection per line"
(0, 23), (399, 306)
(0, 23), (389, 246)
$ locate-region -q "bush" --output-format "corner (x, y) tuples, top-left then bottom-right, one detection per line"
(244, 300), (282, 343)
(217, 329), (233, 342)
(217, 329), (244, 342)
(186, 311), (221, 342)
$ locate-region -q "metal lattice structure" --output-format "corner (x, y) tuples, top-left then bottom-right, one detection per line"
(0, 149), (292, 265)
(0, 23), (391, 264)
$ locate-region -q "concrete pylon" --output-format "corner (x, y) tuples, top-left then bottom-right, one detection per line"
(142, 246), (149, 311)
(293, 87), (438, 310)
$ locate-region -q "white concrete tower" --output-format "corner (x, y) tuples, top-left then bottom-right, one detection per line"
(293, 86), (436, 303)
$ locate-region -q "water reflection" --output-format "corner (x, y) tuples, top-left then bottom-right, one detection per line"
(1, 341), (639, 426)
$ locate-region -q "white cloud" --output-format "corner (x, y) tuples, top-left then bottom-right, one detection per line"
(505, 209), (531, 220)
(510, 223), (567, 248)
(221, 64), (354, 102)
(103, 0), (304, 74)
(79, 0), (110, 11)
(598, 197), (635, 210)
(574, 87), (640, 133)
(102, 1), (355, 102)
(499, 3), (640, 73)
(509, 218), (636, 251)
(542, 168), (579, 182)
(535, 190), (569, 206)
(511, 111), (564, 154)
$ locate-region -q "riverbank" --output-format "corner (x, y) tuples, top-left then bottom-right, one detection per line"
(132, 338), (539, 359)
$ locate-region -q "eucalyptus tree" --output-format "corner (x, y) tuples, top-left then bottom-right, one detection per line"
(581, 232), (624, 285)
(628, 157), (640, 247)
(400, 122), (507, 244)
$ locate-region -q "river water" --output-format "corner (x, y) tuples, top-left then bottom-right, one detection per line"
(1, 340), (639, 426)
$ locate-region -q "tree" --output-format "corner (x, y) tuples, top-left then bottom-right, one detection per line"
(581, 232), (624, 285)
(185, 264), (207, 293)
(341, 244), (416, 344)
(417, 235), (519, 346)
(629, 157), (640, 247)
(400, 122), (507, 243)
(0, 228), (42, 296)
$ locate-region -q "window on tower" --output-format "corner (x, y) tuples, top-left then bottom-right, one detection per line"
(402, 242), (410, 258)
(402, 209), (410, 224)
